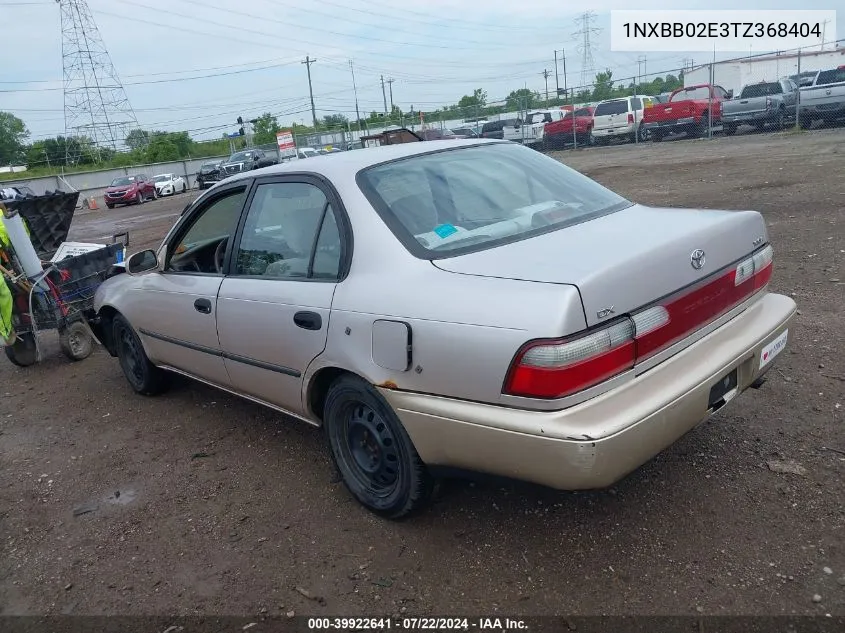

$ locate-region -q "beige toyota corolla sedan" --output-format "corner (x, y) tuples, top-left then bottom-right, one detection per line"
(93, 139), (796, 518)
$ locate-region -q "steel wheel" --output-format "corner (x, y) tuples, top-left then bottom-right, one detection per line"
(59, 321), (94, 361)
(342, 403), (401, 493)
(113, 314), (167, 395)
(324, 375), (434, 518)
(135, 192), (143, 205)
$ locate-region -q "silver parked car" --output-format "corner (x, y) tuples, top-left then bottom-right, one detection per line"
(93, 140), (796, 518)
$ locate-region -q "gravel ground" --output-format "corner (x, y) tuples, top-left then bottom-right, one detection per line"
(1, 128), (843, 617)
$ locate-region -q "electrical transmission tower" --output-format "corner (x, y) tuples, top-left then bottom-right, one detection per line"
(572, 11), (601, 93)
(57, 0), (142, 164)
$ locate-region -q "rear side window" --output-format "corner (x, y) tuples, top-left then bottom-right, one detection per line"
(482, 122), (504, 133)
(741, 82), (781, 98)
(630, 97), (642, 110)
(594, 100), (628, 116)
(671, 86), (710, 101)
(816, 68), (845, 85)
(574, 108), (592, 117)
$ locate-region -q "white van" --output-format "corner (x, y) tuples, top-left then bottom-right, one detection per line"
(591, 95), (657, 144)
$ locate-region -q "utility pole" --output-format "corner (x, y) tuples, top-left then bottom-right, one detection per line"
(795, 48), (803, 130)
(637, 55), (647, 90)
(302, 56), (317, 129)
(380, 75), (388, 115)
(542, 69), (551, 104)
(554, 51), (560, 97)
(562, 49), (568, 105)
(386, 77), (395, 112)
(349, 59), (361, 131)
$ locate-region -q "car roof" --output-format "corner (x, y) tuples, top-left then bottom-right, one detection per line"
(224, 138), (504, 182)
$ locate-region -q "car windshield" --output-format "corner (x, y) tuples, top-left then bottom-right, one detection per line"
(672, 86), (710, 101)
(153, 175), (172, 182)
(741, 82), (781, 98)
(357, 143), (630, 258)
(594, 100), (628, 116)
(110, 177), (135, 186)
(229, 152), (252, 162)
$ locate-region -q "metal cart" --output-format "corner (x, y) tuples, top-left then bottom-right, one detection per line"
(1, 194), (129, 367)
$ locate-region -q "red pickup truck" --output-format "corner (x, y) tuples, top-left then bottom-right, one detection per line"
(642, 84), (731, 141)
(542, 106), (595, 149)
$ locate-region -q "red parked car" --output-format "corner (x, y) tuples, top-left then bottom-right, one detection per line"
(104, 174), (157, 209)
(641, 84), (731, 141)
(543, 106), (595, 149)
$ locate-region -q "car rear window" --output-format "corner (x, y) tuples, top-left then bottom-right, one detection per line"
(481, 121), (505, 133)
(356, 143), (629, 259)
(741, 82), (782, 98)
(671, 86), (710, 101)
(594, 100), (628, 116)
(816, 68), (845, 85)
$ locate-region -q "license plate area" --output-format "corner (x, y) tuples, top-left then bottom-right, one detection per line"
(708, 368), (738, 413)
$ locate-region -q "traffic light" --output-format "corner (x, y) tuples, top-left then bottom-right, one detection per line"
(239, 127), (245, 136)
(237, 116), (243, 125)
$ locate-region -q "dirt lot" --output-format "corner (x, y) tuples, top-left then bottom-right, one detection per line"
(1, 129), (844, 618)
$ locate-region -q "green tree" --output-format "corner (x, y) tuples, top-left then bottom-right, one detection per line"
(458, 88), (487, 109)
(505, 88), (541, 111)
(125, 128), (150, 151)
(253, 112), (281, 145)
(0, 112), (29, 165)
(591, 69), (615, 101)
(321, 113), (349, 130)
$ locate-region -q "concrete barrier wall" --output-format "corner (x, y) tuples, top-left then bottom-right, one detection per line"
(3, 155), (229, 204)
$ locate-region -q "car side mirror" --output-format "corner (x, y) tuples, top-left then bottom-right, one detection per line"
(126, 249), (159, 274)
(726, 90), (733, 98)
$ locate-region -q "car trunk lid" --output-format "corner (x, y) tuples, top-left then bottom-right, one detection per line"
(432, 204), (768, 328)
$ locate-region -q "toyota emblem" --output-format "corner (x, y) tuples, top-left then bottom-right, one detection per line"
(690, 249), (706, 270)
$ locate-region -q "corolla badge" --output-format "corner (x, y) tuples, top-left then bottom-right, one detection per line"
(690, 249), (706, 270)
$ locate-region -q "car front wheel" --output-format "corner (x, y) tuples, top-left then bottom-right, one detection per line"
(113, 314), (168, 395)
(323, 375), (434, 519)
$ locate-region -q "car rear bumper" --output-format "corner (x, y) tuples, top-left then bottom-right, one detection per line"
(592, 124), (635, 137)
(380, 292), (796, 490)
(643, 117), (697, 132)
(803, 102), (845, 117)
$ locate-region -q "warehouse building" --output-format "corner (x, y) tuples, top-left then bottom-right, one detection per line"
(684, 46), (845, 93)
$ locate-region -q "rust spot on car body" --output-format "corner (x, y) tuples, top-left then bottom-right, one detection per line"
(377, 380), (399, 390)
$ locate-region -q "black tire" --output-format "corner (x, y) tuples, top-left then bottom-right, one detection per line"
(651, 131), (664, 142)
(323, 375), (434, 519)
(775, 108), (786, 130)
(800, 114), (813, 130)
(182, 183), (187, 193)
(106, 204), (114, 209)
(135, 192), (143, 205)
(724, 124), (737, 136)
(5, 333), (37, 367)
(112, 314), (168, 395)
(150, 188), (158, 201)
(59, 321), (94, 361)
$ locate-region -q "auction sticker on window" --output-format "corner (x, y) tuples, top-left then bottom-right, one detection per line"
(760, 329), (788, 370)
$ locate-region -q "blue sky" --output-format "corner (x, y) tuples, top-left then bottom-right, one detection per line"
(1, 0), (841, 142)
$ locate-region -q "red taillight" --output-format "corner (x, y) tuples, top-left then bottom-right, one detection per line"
(628, 113), (634, 124)
(504, 245), (774, 399)
(505, 319), (635, 399)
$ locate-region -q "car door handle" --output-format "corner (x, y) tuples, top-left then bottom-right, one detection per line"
(294, 311), (322, 331)
(194, 298), (212, 314)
